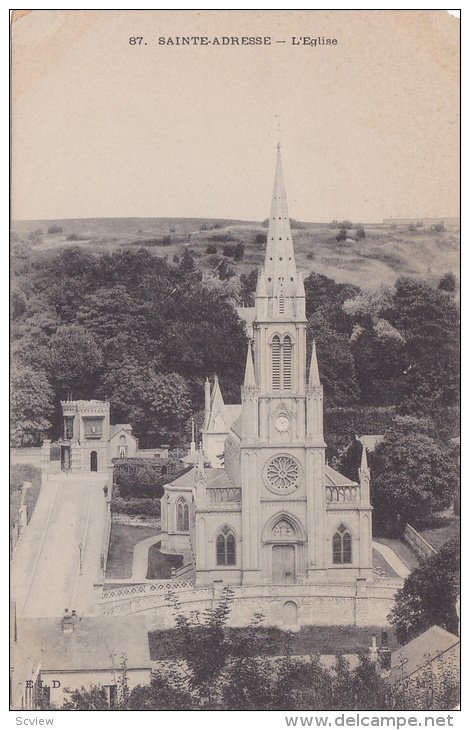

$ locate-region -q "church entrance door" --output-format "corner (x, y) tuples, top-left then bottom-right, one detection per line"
(272, 544), (295, 584)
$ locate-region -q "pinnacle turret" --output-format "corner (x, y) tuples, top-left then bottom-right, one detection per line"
(243, 342), (256, 388)
(308, 342), (321, 387)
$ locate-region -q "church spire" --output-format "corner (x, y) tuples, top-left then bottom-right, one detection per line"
(262, 145), (297, 296)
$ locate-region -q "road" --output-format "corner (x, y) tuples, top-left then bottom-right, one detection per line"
(11, 471), (110, 618)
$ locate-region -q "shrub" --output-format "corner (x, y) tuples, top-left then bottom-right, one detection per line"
(47, 224), (63, 234)
(206, 243), (217, 254)
(112, 496), (161, 519)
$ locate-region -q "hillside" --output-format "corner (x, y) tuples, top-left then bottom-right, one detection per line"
(11, 217), (459, 289)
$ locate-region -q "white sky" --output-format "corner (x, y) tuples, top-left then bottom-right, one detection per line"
(11, 9), (459, 222)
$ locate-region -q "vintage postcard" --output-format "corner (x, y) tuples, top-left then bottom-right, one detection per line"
(10, 9), (460, 716)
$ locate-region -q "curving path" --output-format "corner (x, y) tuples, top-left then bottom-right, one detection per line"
(372, 540), (410, 579)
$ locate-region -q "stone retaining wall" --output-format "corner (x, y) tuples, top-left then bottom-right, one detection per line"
(404, 523), (437, 560)
(94, 579), (401, 630)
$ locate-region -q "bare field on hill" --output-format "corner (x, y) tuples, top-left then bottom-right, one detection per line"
(12, 217), (459, 289)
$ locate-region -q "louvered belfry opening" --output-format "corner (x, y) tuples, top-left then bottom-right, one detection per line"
(283, 335), (292, 389)
(272, 335), (293, 391)
(272, 335), (281, 389)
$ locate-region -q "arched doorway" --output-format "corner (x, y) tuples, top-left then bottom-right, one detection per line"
(263, 513), (305, 585)
(90, 451), (98, 472)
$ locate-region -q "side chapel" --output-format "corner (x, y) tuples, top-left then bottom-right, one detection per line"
(160, 146), (373, 587)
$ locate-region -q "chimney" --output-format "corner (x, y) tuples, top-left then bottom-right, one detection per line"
(369, 634), (379, 664)
(378, 632), (391, 670)
(62, 609), (74, 633)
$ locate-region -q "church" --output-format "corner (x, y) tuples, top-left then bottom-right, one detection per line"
(160, 146), (373, 588)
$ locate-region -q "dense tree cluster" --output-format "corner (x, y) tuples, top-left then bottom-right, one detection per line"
(11, 246), (247, 445)
(389, 538), (460, 644)
(11, 244), (459, 467)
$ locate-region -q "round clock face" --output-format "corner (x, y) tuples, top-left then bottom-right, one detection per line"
(275, 415), (290, 432)
(263, 454), (301, 494)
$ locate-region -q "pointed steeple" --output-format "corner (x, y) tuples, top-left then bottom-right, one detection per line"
(263, 144), (297, 296)
(358, 443), (371, 504)
(360, 444), (369, 472)
(190, 416), (196, 454)
(308, 342), (321, 387)
(243, 342), (256, 388)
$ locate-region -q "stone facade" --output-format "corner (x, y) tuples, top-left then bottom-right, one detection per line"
(160, 147), (374, 619)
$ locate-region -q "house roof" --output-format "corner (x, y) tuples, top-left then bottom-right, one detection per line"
(15, 615), (151, 672)
(109, 424), (133, 438)
(359, 434), (384, 452)
(389, 626), (460, 684)
(325, 465), (358, 487)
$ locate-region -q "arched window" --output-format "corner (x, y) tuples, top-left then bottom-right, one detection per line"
(118, 434), (127, 458)
(176, 499), (189, 532)
(332, 524), (352, 564)
(272, 334), (293, 390)
(216, 525), (236, 565)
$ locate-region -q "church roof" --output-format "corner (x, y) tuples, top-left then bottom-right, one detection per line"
(168, 466), (234, 488)
(225, 404), (242, 429)
(325, 465), (358, 487)
(230, 412), (243, 439)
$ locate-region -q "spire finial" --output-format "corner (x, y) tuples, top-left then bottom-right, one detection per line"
(275, 113), (281, 149)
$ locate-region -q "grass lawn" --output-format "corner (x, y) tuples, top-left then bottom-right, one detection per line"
(419, 516), (459, 552)
(373, 537), (419, 570)
(372, 548), (399, 578)
(146, 542), (183, 579)
(148, 625), (398, 660)
(106, 522), (158, 579)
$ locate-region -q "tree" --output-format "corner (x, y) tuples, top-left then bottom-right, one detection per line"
(307, 312), (360, 407)
(389, 278), (459, 417)
(240, 269), (258, 306)
(369, 425), (457, 534)
(148, 372), (192, 444)
(206, 243), (217, 254)
(47, 224), (63, 234)
(48, 324), (103, 400)
(178, 247), (197, 274)
(438, 272), (457, 293)
(61, 685), (110, 710)
(336, 228), (347, 242)
(355, 226), (366, 239)
(254, 232), (267, 245)
(303, 272), (359, 332)
(388, 538), (459, 644)
(10, 364), (54, 446)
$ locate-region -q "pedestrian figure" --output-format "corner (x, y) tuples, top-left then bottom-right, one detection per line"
(103, 486), (108, 498)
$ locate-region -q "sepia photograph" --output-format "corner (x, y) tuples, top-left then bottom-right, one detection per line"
(9, 8), (460, 716)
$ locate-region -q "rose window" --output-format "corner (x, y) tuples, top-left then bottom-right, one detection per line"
(264, 455), (300, 494)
